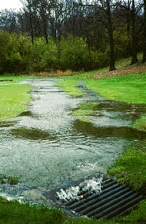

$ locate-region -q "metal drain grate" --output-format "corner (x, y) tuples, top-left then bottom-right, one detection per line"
(56, 177), (142, 220)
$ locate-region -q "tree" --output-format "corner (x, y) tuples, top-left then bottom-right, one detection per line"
(143, 0), (146, 62)
(0, 10), (19, 33)
(116, 0), (143, 64)
(131, 0), (138, 64)
(92, 0), (116, 71)
(21, 0), (37, 44)
(106, 0), (116, 70)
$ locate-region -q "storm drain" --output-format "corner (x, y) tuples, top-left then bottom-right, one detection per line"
(56, 177), (142, 220)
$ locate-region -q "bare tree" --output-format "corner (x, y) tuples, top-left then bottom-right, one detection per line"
(34, 0), (57, 44)
(0, 10), (19, 33)
(20, 0), (37, 44)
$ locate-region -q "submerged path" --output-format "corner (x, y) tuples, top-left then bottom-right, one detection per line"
(0, 78), (145, 209)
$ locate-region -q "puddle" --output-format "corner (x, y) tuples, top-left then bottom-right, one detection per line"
(0, 78), (145, 212)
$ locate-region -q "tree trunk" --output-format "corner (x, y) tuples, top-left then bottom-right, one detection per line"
(30, 13), (34, 45)
(44, 24), (48, 44)
(106, 0), (116, 71)
(86, 34), (92, 68)
(142, 0), (146, 63)
(131, 0), (138, 64)
(126, 0), (131, 57)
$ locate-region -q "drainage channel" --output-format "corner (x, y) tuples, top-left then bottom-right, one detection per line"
(56, 176), (142, 220)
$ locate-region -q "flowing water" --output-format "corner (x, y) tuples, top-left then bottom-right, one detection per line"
(0, 78), (146, 211)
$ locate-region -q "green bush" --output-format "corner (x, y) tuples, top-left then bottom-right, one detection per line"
(90, 50), (109, 70)
(0, 31), (33, 74)
(0, 30), (109, 74)
(113, 26), (132, 59)
(59, 34), (90, 71)
(0, 30), (11, 74)
(31, 37), (58, 72)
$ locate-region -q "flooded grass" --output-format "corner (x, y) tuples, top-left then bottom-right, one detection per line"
(69, 73), (146, 133)
(0, 120), (16, 127)
(18, 111), (33, 117)
(71, 101), (99, 122)
(73, 119), (146, 140)
(56, 80), (84, 97)
(0, 59), (146, 223)
(10, 127), (56, 140)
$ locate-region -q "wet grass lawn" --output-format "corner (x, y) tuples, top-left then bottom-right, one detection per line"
(0, 58), (146, 223)
(0, 75), (35, 121)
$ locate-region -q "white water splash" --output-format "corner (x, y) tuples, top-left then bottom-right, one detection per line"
(57, 176), (103, 202)
(0, 192), (24, 203)
(81, 177), (103, 192)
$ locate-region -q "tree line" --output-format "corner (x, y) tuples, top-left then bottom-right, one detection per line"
(0, 0), (146, 74)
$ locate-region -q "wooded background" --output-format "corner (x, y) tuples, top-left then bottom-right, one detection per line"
(0, 0), (145, 74)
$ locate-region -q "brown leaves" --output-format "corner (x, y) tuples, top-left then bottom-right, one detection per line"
(94, 64), (146, 80)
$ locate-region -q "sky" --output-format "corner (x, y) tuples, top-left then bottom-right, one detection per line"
(0, 0), (23, 12)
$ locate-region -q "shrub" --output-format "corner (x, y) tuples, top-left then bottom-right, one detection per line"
(91, 50), (109, 70)
(31, 37), (58, 72)
(0, 30), (11, 74)
(59, 34), (90, 71)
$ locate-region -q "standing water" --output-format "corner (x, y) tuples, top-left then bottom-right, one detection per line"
(0, 78), (145, 210)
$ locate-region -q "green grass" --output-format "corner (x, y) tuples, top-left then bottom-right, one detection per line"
(107, 141), (146, 191)
(0, 76), (33, 120)
(0, 195), (145, 224)
(84, 73), (146, 104)
(0, 74), (36, 83)
(132, 115), (146, 132)
(0, 198), (66, 224)
(56, 79), (84, 97)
